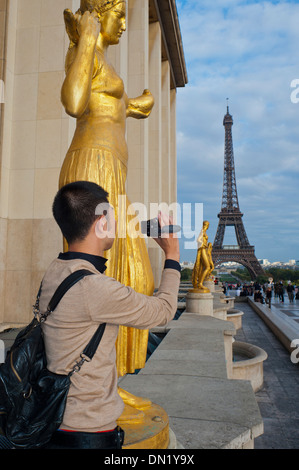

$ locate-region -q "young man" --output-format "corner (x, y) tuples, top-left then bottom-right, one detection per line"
(40, 181), (181, 449)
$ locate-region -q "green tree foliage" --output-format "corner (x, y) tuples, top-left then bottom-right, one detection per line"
(233, 267), (251, 282)
(232, 267), (299, 285)
(262, 267), (299, 285)
(181, 268), (193, 281)
(217, 273), (239, 283)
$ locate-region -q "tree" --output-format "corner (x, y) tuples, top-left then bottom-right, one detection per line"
(181, 268), (192, 281)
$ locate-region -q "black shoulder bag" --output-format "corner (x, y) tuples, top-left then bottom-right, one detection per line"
(0, 269), (106, 449)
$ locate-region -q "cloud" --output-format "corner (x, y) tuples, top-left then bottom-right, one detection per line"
(176, 0), (299, 263)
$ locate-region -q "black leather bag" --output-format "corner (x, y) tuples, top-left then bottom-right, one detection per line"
(0, 269), (106, 449)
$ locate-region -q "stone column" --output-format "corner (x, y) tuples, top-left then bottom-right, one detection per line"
(169, 89), (177, 210)
(126, 0), (149, 208)
(161, 60), (170, 205)
(0, 0), (8, 324)
(147, 19), (162, 286)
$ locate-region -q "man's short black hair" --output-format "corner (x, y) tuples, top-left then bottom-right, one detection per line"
(53, 181), (109, 244)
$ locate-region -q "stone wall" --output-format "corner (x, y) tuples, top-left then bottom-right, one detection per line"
(0, 0), (184, 324)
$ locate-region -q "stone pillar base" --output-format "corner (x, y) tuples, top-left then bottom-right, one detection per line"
(186, 291), (214, 316)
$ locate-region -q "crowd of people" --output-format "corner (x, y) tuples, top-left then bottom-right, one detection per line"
(221, 279), (299, 309)
(222, 282), (254, 297)
(253, 280), (299, 307)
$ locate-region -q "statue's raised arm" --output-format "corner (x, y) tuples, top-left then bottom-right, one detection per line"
(62, 9), (101, 118)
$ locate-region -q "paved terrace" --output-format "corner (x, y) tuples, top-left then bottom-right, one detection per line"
(235, 296), (299, 449)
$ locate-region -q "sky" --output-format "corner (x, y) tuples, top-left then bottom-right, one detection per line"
(175, 0), (299, 263)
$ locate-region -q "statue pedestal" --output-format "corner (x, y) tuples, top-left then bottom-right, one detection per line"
(204, 280), (215, 292)
(118, 403), (170, 449)
(186, 290), (214, 316)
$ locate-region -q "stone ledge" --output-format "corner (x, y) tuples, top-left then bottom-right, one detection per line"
(168, 416), (254, 449)
(151, 311), (235, 336)
(248, 298), (299, 353)
(120, 312), (263, 449)
(119, 374), (263, 450)
(234, 296), (249, 303)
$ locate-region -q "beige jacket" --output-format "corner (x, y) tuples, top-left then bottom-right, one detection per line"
(39, 256), (180, 432)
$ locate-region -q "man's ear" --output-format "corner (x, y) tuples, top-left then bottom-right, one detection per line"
(95, 215), (108, 239)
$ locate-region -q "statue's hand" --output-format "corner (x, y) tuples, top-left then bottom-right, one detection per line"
(64, 9), (101, 45)
(142, 89), (154, 109)
(126, 89), (154, 119)
(64, 9), (80, 45)
(77, 10), (101, 40)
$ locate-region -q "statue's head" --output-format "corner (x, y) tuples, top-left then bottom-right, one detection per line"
(79, 0), (125, 15)
(79, 0), (126, 45)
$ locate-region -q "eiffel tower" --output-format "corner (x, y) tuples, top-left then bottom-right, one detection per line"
(212, 105), (264, 280)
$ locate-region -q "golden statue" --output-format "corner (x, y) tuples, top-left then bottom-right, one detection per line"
(61, 0), (155, 410)
(207, 242), (215, 281)
(191, 221), (212, 293)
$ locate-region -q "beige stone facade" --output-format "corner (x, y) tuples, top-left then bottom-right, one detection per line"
(0, 0), (187, 324)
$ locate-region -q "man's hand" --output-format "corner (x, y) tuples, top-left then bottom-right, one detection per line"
(153, 212), (180, 263)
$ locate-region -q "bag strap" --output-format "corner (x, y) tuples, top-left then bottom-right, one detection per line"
(35, 270), (94, 320)
(39, 269), (107, 371)
(82, 322), (106, 360)
(47, 269), (95, 313)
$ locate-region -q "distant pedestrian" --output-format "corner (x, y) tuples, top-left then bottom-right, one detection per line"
(254, 281), (260, 292)
(240, 287), (247, 297)
(287, 282), (295, 303)
(266, 286), (272, 309)
(254, 290), (264, 304)
(277, 282), (284, 303)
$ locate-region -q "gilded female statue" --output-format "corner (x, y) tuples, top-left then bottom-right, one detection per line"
(61, 0), (155, 408)
(207, 242), (215, 281)
(192, 221), (211, 293)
